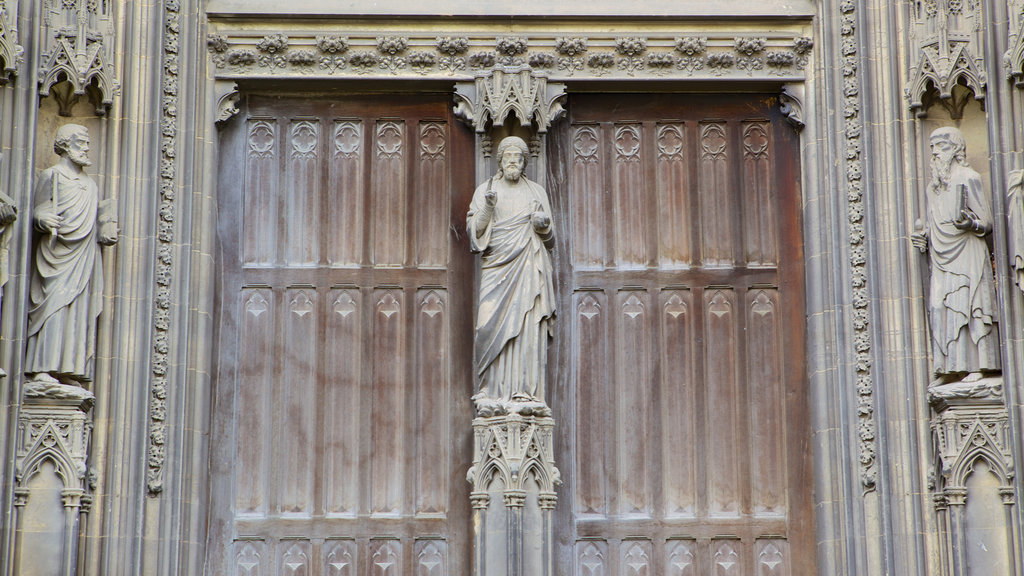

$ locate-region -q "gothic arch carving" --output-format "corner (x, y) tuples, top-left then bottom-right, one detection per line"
(907, 0), (987, 116)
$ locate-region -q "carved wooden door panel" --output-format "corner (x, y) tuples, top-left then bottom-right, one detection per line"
(208, 94), (474, 576)
(549, 94), (814, 576)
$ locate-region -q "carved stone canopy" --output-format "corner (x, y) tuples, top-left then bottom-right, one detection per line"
(454, 65), (566, 133)
(0, 0), (23, 84)
(907, 0), (986, 116)
(37, 0), (118, 114)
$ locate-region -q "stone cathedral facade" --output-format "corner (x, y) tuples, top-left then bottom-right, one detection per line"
(2, 0), (1024, 574)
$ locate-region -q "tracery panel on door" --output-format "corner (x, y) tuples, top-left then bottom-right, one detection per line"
(554, 94), (813, 576)
(210, 94), (474, 576)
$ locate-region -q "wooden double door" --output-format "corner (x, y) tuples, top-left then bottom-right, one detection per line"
(209, 92), (813, 576)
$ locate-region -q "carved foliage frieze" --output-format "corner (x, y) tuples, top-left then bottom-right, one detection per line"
(908, 0), (986, 114)
(0, 0), (23, 83)
(206, 31), (812, 82)
(38, 0), (118, 113)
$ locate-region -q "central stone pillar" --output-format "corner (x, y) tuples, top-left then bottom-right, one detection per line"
(457, 65), (565, 576)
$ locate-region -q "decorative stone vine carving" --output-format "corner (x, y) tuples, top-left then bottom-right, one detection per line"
(205, 29), (814, 83)
(907, 0), (986, 116)
(147, 0), (181, 495)
(836, 0), (878, 492)
(779, 83), (805, 130)
(1007, 0), (1024, 86)
(454, 66), (566, 133)
(0, 0), (23, 83)
(38, 0), (118, 114)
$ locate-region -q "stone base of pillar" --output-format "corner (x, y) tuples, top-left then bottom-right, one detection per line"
(468, 410), (560, 576)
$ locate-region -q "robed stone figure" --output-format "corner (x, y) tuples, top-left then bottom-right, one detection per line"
(467, 136), (555, 413)
(25, 124), (117, 393)
(912, 127), (1000, 386)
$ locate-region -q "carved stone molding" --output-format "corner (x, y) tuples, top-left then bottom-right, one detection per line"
(779, 83), (804, 130)
(205, 28), (813, 83)
(468, 413), (559, 576)
(215, 80), (240, 127)
(38, 0), (118, 114)
(12, 397), (92, 574)
(907, 0), (986, 116)
(454, 65), (566, 133)
(146, 0), (181, 495)
(1009, 0), (1024, 86)
(0, 0), (23, 84)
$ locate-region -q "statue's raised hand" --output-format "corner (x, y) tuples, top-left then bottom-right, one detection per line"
(531, 201), (550, 231)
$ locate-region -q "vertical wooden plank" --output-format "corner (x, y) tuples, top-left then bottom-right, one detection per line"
(705, 289), (740, 516)
(325, 289), (361, 516)
(666, 539), (698, 576)
(371, 289), (405, 515)
(285, 119), (320, 265)
(324, 539), (358, 576)
(328, 120), (364, 266)
(243, 120), (278, 265)
(748, 289), (786, 515)
(372, 121), (407, 267)
(616, 290), (650, 515)
(570, 125), (605, 268)
(415, 122), (448, 267)
(612, 124), (646, 267)
(277, 289), (317, 514)
(660, 289), (696, 517)
(755, 539), (790, 576)
(575, 291), (609, 517)
(235, 289), (273, 516)
(698, 122), (733, 267)
(741, 122), (776, 265)
(655, 123), (691, 267)
(415, 290), (448, 515)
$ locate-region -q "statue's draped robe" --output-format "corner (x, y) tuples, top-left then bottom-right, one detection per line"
(25, 165), (103, 382)
(468, 176), (555, 402)
(926, 163), (1000, 375)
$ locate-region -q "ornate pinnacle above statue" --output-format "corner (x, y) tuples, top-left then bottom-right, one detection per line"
(467, 136), (555, 417)
(24, 124), (118, 402)
(912, 127), (1001, 399)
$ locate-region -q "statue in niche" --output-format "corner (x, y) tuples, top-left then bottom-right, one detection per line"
(1006, 170), (1024, 292)
(467, 136), (554, 417)
(0, 152), (18, 330)
(912, 127), (1001, 396)
(24, 124), (118, 399)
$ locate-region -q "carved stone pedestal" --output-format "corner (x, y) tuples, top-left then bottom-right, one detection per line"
(930, 384), (1018, 576)
(9, 393), (92, 576)
(468, 411), (560, 576)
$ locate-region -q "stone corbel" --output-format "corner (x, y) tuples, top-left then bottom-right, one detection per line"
(37, 0), (118, 114)
(0, 0), (23, 84)
(779, 83), (804, 131)
(215, 81), (240, 128)
(454, 65), (566, 133)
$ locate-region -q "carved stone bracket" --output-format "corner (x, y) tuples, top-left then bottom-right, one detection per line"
(1009, 0), (1024, 86)
(907, 0), (986, 116)
(779, 83), (804, 130)
(454, 66), (566, 133)
(12, 396), (92, 574)
(0, 0), (23, 84)
(215, 80), (240, 128)
(468, 413), (559, 576)
(38, 0), (118, 114)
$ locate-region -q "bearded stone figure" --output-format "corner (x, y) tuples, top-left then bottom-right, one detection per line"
(25, 124), (118, 396)
(912, 127), (1000, 387)
(467, 136), (555, 415)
